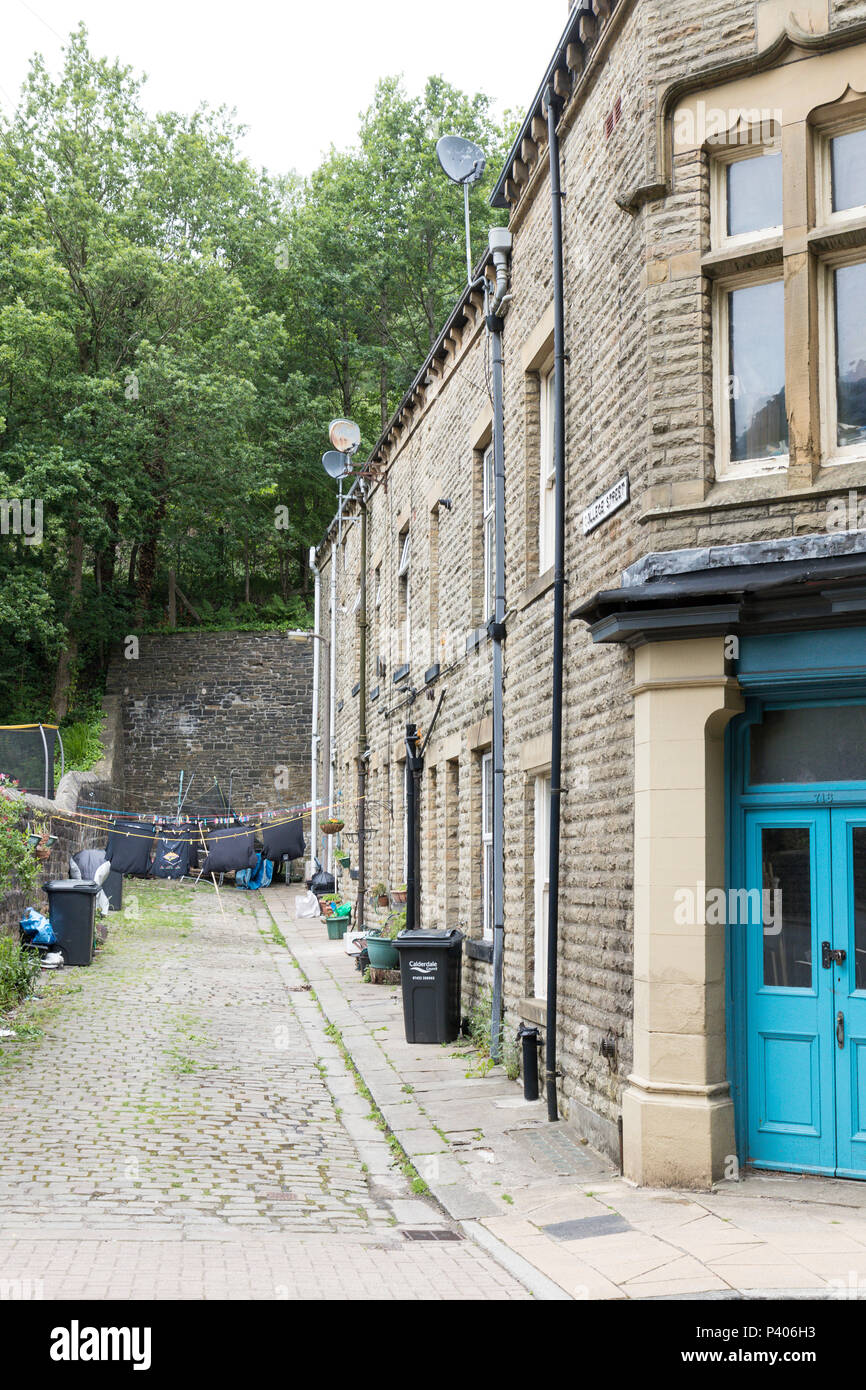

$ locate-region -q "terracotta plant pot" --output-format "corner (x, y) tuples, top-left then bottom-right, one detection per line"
(391, 890), (407, 904)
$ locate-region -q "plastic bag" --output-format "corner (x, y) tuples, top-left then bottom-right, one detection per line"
(294, 891), (320, 918)
(19, 907), (56, 948)
(310, 869), (335, 897)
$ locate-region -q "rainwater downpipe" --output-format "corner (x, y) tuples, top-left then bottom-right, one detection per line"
(356, 483), (368, 933)
(309, 547), (321, 879)
(487, 226), (512, 1061)
(544, 83), (566, 1123)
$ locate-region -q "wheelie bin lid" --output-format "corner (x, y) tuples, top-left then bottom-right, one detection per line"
(393, 928), (464, 948)
(43, 879), (101, 894)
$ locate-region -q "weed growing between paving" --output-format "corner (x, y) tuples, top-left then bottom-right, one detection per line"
(456, 988), (521, 1081)
(261, 902), (431, 1196)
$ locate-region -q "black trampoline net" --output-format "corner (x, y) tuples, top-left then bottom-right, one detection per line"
(0, 725), (56, 797)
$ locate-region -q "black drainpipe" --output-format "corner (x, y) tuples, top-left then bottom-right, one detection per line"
(544, 83), (566, 1123)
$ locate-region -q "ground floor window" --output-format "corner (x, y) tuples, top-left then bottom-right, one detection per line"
(481, 751), (493, 941)
(533, 774), (551, 998)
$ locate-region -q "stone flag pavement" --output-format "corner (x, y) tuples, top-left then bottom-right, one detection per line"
(0, 881), (529, 1300)
(269, 885), (866, 1303)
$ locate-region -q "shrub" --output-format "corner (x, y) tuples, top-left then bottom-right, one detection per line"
(0, 935), (41, 1011)
(0, 784), (39, 898)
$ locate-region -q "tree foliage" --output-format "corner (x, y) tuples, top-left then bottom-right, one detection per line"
(0, 24), (516, 721)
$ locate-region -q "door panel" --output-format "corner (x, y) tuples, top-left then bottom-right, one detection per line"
(745, 809), (836, 1173)
(831, 812), (866, 1178)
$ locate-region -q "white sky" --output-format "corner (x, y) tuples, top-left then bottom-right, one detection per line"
(2, 0), (568, 177)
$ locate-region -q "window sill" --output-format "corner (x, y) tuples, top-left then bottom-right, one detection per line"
(519, 566), (555, 610)
(464, 938), (493, 963)
(809, 213), (866, 257)
(519, 997), (547, 1026)
(393, 663), (410, 683)
(639, 459), (866, 523)
(701, 235), (782, 278)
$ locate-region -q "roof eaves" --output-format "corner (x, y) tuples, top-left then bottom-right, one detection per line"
(490, 1), (588, 210)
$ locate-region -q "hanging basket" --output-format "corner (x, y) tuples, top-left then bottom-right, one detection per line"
(320, 819), (344, 836)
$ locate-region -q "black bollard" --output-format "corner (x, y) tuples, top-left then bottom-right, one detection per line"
(517, 1022), (541, 1101)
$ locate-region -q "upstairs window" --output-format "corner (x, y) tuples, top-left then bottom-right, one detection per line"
(829, 125), (866, 215)
(711, 144), (788, 477)
(818, 119), (866, 462)
(538, 366), (556, 572)
(826, 259), (866, 455)
(724, 278), (788, 466)
(482, 443), (495, 620)
(397, 529), (410, 666)
(715, 148), (782, 245)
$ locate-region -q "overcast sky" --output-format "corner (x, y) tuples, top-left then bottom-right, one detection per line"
(3, 0), (567, 177)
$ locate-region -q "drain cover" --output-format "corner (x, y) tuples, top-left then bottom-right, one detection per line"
(511, 1127), (595, 1175)
(542, 1213), (632, 1240)
(402, 1229), (462, 1242)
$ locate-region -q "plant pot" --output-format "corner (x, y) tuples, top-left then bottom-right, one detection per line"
(336, 854), (350, 869)
(320, 819), (344, 835)
(366, 935), (399, 970)
(391, 890), (407, 904)
(326, 919), (346, 941)
(376, 894), (389, 907)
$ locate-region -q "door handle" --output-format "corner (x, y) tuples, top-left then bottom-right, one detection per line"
(837, 1011), (845, 1049)
(822, 941), (847, 968)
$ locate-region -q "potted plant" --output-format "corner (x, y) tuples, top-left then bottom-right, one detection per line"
(391, 883), (407, 904)
(320, 818), (344, 835)
(370, 881), (389, 908)
(335, 850), (350, 870)
(325, 899), (352, 940)
(29, 812), (56, 863)
(365, 908), (405, 970)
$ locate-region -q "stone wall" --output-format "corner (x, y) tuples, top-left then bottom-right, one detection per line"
(0, 795), (93, 939)
(105, 631), (314, 817)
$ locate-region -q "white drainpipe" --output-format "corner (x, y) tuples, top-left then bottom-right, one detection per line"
(309, 546), (321, 879)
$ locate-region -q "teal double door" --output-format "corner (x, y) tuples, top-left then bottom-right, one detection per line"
(745, 807), (866, 1177)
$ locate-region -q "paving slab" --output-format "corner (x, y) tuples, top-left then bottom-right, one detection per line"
(264, 885), (866, 1302)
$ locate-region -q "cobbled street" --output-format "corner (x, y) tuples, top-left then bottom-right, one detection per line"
(0, 881), (528, 1299)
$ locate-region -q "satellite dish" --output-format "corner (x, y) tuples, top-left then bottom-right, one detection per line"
(436, 135), (486, 186)
(322, 450), (350, 480)
(328, 417), (361, 455)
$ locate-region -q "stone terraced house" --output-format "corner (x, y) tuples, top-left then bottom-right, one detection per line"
(314, 0), (866, 1189)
